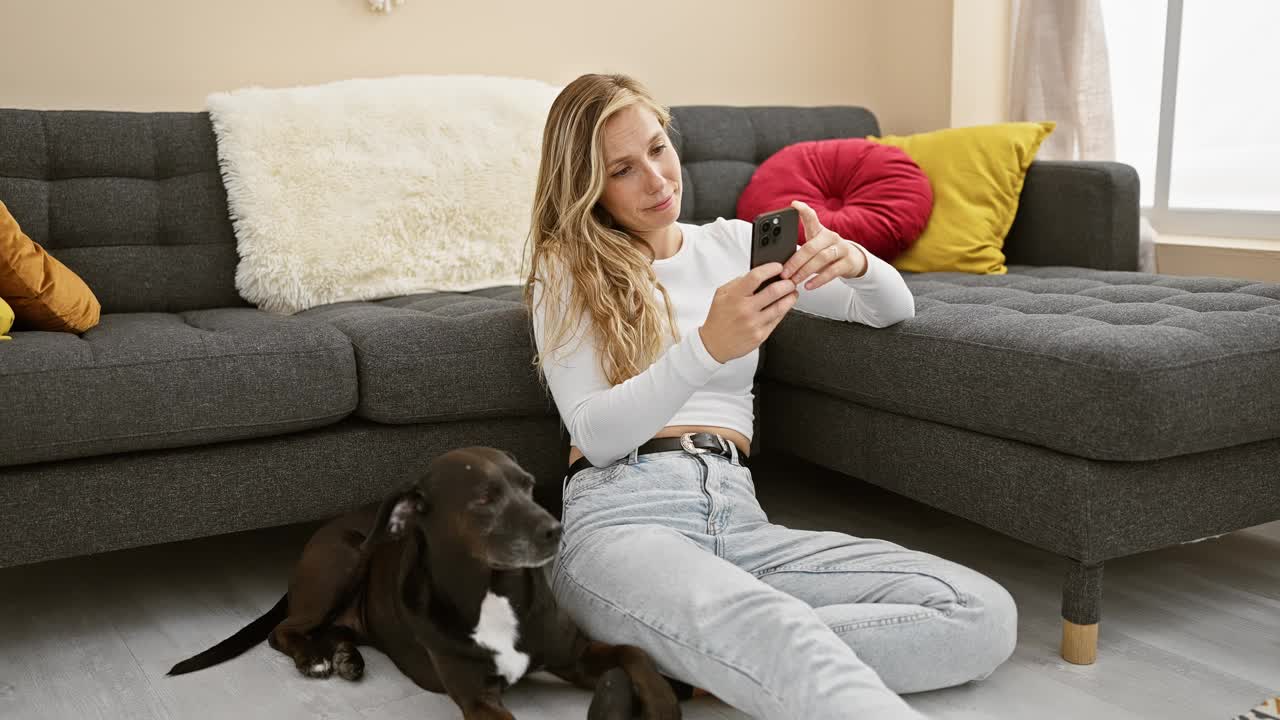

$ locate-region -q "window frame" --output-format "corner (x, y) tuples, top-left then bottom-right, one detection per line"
(1145, 0), (1280, 240)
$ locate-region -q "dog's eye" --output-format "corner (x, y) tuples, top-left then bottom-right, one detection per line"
(473, 485), (501, 507)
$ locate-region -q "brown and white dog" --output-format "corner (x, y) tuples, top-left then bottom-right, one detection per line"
(167, 447), (680, 720)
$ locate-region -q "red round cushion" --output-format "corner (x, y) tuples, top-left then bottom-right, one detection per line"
(736, 138), (933, 262)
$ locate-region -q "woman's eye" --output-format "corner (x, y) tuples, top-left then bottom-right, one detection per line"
(611, 146), (664, 178)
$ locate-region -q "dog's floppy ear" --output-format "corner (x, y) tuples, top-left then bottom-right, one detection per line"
(363, 483), (429, 549)
(501, 449), (540, 486)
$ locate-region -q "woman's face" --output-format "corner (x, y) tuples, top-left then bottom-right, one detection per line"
(597, 104), (681, 235)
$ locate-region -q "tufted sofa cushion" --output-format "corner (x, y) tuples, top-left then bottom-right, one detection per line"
(299, 287), (556, 424)
(0, 107), (880, 316)
(0, 309), (358, 467)
(0, 110), (246, 314)
(763, 266), (1280, 462)
(669, 106), (880, 226)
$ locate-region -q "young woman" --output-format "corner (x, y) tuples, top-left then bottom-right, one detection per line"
(522, 73), (1016, 720)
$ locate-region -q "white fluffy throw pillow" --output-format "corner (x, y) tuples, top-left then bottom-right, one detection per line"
(207, 74), (560, 314)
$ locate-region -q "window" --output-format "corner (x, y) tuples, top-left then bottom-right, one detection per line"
(1101, 0), (1280, 240)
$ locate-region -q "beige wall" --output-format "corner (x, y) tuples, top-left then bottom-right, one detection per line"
(14, 0), (1270, 271)
(950, 0), (1011, 127)
(1156, 235), (1280, 281)
(0, 0), (954, 135)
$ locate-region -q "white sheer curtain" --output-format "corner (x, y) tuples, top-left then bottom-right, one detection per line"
(1010, 0), (1115, 160)
(1009, 0), (1157, 271)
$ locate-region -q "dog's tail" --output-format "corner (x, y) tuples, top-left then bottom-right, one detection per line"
(166, 593), (289, 677)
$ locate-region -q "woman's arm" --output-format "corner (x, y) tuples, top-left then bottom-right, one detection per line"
(530, 275), (723, 467)
(721, 215), (916, 327)
(790, 243), (917, 327)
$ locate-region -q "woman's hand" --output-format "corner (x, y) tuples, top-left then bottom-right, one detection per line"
(699, 263), (798, 364)
(780, 200), (869, 291)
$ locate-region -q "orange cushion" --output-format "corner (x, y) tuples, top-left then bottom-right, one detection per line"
(0, 199), (101, 333)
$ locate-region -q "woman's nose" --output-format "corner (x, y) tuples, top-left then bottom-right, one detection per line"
(643, 162), (666, 192)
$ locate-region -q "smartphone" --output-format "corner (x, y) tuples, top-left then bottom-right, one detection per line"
(749, 207), (799, 292)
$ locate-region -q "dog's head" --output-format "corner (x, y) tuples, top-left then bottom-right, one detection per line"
(370, 446), (562, 570)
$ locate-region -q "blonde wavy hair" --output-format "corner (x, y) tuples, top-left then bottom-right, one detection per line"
(521, 73), (680, 387)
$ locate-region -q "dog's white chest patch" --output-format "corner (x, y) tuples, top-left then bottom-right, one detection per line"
(471, 592), (529, 685)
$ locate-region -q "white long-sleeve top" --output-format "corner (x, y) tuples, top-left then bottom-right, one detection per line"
(530, 217), (915, 467)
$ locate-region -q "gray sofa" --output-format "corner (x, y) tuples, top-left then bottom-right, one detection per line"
(3, 106), (1278, 666)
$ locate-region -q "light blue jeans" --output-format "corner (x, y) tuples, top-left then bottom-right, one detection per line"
(549, 442), (1017, 720)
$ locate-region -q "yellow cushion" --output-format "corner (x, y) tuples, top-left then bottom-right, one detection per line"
(870, 121), (1055, 274)
(0, 296), (12, 340)
(0, 199), (101, 333)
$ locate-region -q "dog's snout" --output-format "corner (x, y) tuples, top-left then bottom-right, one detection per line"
(540, 520), (562, 545)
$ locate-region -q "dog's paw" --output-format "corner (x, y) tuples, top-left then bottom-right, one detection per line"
(639, 676), (683, 720)
(588, 667), (635, 720)
(298, 657), (333, 679)
(639, 690), (682, 720)
(333, 645), (365, 681)
(641, 700), (683, 720)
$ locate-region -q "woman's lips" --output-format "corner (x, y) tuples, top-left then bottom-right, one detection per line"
(648, 194), (674, 211)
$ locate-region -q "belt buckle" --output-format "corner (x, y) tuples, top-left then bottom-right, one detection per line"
(679, 432), (708, 455)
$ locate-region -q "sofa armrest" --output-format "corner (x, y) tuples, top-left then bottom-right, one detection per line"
(1003, 161), (1141, 271)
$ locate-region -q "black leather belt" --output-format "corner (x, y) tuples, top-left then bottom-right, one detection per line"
(565, 432), (737, 483)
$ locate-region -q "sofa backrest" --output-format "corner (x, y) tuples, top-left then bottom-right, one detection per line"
(0, 105), (879, 314)
(670, 106), (880, 225)
(0, 110), (248, 314)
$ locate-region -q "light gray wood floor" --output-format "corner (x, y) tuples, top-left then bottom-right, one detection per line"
(1, 453), (1276, 720)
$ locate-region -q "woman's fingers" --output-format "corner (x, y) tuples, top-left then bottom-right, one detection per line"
(790, 200), (825, 243)
(800, 243), (857, 289)
(783, 198), (824, 243)
(750, 275), (797, 310)
(765, 290), (800, 327)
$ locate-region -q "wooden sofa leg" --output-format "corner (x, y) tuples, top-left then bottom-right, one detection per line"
(1061, 560), (1103, 665)
(1062, 619), (1098, 665)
